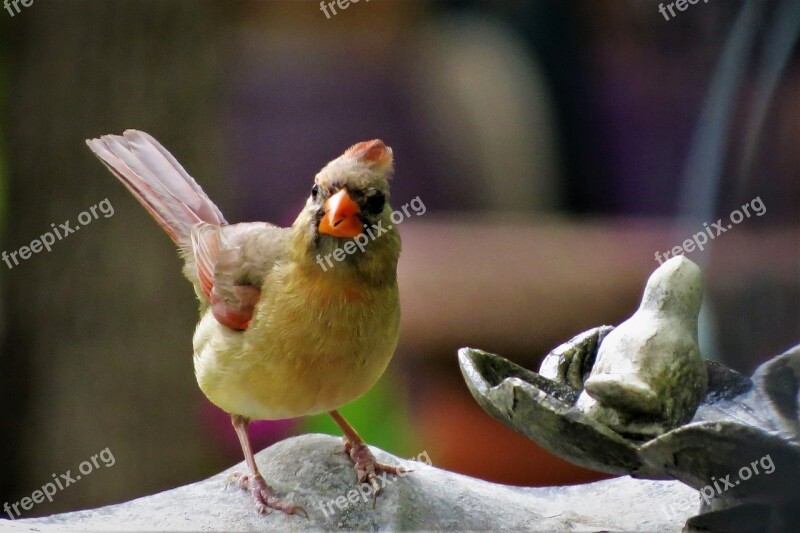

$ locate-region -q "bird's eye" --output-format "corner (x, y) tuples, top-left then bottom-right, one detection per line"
(311, 184), (319, 199)
(365, 192), (386, 215)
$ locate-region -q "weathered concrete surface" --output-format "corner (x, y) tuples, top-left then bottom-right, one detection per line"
(6, 434), (698, 531)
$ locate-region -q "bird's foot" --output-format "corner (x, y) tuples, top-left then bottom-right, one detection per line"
(344, 440), (407, 507)
(227, 471), (307, 517)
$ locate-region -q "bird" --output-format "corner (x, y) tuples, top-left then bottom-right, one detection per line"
(578, 255), (707, 437)
(86, 130), (403, 516)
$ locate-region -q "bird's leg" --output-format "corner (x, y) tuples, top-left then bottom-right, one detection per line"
(329, 410), (405, 506)
(228, 414), (307, 517)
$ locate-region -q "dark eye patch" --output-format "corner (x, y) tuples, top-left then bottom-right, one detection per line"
(365, 192), (386, 215)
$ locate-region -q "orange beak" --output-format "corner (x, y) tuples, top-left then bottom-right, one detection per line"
(318, 189), (363, 238)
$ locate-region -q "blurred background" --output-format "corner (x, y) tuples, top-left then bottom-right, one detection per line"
(1, 0), (799, 518)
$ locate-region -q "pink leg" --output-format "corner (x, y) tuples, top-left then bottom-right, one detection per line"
(229, 415), (307, 517)
(329, 410), (407, 506)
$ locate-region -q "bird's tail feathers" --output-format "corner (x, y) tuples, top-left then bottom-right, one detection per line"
(86, 130), (226, 251)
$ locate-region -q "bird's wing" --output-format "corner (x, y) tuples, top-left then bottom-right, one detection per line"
(191, 222), (290, 331)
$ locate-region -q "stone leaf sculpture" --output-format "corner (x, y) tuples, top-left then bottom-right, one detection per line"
(459, 256), (800, 531)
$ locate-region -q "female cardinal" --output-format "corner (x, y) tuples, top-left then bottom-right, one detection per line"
(86, 130), (403, 516)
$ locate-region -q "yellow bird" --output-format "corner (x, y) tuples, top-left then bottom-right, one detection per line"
(86, 131), (402, 516)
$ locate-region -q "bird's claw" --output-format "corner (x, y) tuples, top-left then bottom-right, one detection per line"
(344, 440), (404, 507)
(228, 471), (308, 518)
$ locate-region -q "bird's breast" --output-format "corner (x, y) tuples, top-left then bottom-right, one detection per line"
(193, 264), (400, 420)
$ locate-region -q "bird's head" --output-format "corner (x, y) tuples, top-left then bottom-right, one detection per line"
(292, 139), (401, 283)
